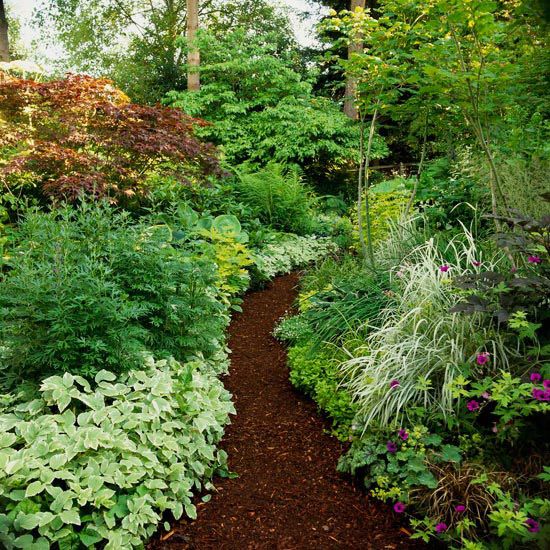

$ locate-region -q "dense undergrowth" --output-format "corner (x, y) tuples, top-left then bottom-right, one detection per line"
(0, 70), (341, 549)
(1, 0), (549, 548)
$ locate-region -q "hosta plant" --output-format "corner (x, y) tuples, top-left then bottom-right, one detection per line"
(251, 234), (338, 281)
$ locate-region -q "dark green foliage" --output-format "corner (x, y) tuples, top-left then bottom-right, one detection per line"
(415, 158), (488, 231)
(0, 203), (224, 386)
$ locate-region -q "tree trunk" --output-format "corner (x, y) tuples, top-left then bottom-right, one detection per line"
(0, 0), (9, 63)
(186, 0), (200, 91)
(343, 0), (365, 119)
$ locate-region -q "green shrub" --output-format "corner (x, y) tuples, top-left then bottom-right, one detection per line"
(0, 357), (234, 549)
(0, 204), (225, 386)
(351, 187), (410, 250)
(288, 343), (356, 438)
(165, 29), (361, 174)
(234, 163), (316, 235)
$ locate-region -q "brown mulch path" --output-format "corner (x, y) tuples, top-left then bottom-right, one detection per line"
(150, 273), (423, 549)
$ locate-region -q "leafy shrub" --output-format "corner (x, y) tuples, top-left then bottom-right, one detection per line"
(287, 343), (356, 439)
(0, 73), (221, 205)
(339, 426), (461, 504)
(251, 234), (339, 281)
(351, 185), (409, 249)
(165, 29), (361, 173)
(415, 157), (488, 231)
(0, 357), (234, 549)
(234, 163), (316, 235)
(0, 204), (225, 385)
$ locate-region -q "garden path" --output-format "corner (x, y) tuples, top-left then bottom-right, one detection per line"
(149, 273), (419, 549)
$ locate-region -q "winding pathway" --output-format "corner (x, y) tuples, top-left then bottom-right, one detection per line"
(150, 273), (420, 549)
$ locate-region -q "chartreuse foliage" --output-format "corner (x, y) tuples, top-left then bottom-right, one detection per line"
(0, 358), (234, 549)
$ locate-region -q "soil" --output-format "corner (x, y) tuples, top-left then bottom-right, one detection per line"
(149, 273), (423, 550)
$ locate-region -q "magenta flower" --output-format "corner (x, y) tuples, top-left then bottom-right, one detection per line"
(467, 399), (480, 411)
(544, 380), (550, 390)
(525, 518), (540, 533)
(528, 255), (542, 264)
(476, 352), (490, 365)
(386, 441), (398, 453)
(435, 522), (448, 533)
(530, 372), (542, 383)
(398, 429), (409, 441)
(439, 265), (450, 273)
(389, 379), (400, 389)
(532, 387), (545, 401)
(472, 260), (482, 267)
(455, 505), (466, 513)
(393, 502), (406, 513)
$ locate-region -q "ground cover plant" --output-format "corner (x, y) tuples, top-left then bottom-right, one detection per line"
(1, 0), (549, 548)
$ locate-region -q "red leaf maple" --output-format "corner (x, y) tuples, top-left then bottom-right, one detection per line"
(0, 73), (222, 203)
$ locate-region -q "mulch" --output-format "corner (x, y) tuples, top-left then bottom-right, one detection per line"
(149, 272), (425, 549)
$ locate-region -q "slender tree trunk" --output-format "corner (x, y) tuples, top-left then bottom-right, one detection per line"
(186, 0), (200, 91)
(343, 0), (365, 119)
(363, 106), (379, 268)
(0, 0), (10, 63)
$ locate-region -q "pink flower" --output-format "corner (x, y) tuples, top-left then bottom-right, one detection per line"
(387, 441), (398, 453)
(389, 379), (400, 389)
(525, 518), (540, 533)
(393, 502), (406, 513)
(435, 522), (448, 533)
(455, 505), (466, 513)
(467, 400), (480, 412)
(543, 380), (550, 390)
(530, 372), (542, 383)
(398, 429), (409, 441)
(472, 260), (482, 267)
(476, 352), (490, 365)
(481, 391), (491, 400)
(532, 388), (546, 401)
(528, 255), (542, 264)
(440, 265), (450, 273)
(492, 423), (498, 433)
(396, 270), (404, 278)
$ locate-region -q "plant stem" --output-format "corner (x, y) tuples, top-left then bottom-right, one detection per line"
(357, 113), (367, 260)
(405, 109), (429, 215)
(363, 105), (379, 268)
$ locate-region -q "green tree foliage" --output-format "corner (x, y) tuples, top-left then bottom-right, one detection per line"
(35, 0), (295, 102)
(166, 29), (361, 175)
(326, 0), (549, 216)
